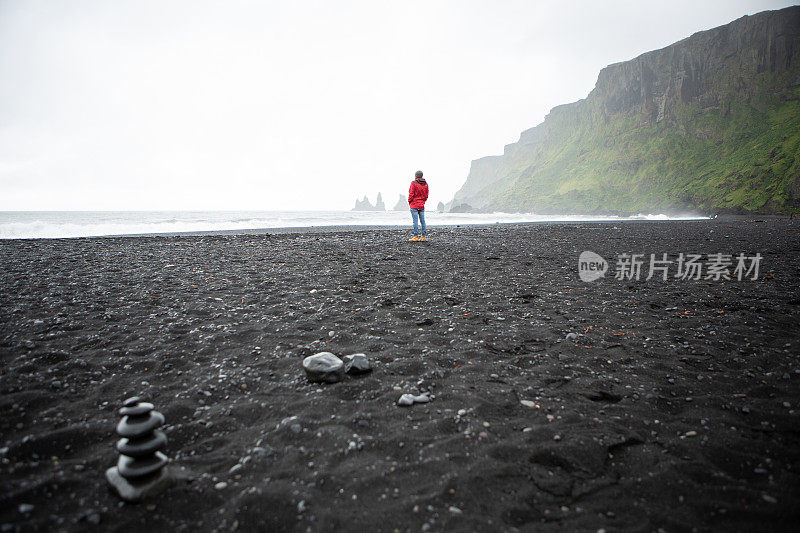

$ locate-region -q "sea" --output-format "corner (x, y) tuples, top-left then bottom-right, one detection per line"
(0, 210), (707, 239)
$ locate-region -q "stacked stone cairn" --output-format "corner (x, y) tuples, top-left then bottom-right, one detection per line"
(105, 396), (173, 502)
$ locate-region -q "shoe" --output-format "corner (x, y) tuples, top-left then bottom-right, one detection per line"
(409, 235), (420, 241)
(420, 236), (427, 241)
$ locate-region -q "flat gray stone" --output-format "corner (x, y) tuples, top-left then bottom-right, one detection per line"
(117, 430), (167, 458)
(343, 353), (372, 374)
(116, 411), (165, 438)
(106, 466), (173, 503)
(302, 352), (344, 383)
(117, 451), (168, 479)
(122, 397), (141, 408)
(120, 402), (154, 417)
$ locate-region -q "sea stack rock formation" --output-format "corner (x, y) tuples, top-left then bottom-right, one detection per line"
(352, 194), (387, 211)
(450, 7), (800, 214)
(106, 397), (173, 502)
(392, 194), (407, 211)
(352, 196), (375, 211)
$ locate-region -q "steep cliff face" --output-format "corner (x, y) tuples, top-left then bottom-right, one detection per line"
(451, 7), (800, 214)
(593, 8), (799, 122)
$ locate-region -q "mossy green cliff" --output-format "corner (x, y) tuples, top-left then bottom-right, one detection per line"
(451, 7), (800, 214)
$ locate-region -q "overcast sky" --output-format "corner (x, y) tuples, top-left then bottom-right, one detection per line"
(0, 0), (796, 211)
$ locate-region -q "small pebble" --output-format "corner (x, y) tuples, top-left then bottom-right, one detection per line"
(214, 482), (228, 490)
(343, 353), (372, 375)
(397, 392), (433, 407)
(397, 394), (415, 407)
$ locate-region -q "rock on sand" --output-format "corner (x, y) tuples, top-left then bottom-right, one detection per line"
(302, 352), (345, 383)
(343, 353), (372, 374)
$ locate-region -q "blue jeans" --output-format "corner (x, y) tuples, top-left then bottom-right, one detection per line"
(410, 208), (426, 236)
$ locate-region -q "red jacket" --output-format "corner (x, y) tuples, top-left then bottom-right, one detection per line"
(408, 178), (429, 209)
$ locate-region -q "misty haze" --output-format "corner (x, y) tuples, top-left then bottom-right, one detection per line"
(1, 1), (799, 531)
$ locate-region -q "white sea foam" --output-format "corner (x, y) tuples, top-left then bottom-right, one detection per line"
(0, 210), (708, 239)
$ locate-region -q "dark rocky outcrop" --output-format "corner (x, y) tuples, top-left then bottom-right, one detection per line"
(450, 203), (478, 213)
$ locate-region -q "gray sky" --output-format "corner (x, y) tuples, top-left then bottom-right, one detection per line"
(0, 0), (796, 211)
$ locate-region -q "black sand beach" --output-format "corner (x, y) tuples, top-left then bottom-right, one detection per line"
(1, 219), (799, 532)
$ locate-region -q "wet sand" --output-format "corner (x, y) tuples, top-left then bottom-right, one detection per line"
(1, 218), (799, 531)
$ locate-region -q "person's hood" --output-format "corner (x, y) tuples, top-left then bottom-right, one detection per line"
(415, 177), (427, 185)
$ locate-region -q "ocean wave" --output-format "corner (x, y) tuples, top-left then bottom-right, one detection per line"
(0, 211), (708, 239)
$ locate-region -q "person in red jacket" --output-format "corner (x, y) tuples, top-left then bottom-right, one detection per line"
(408, 170), (429, 241)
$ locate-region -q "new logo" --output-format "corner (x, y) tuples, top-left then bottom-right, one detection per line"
(578, 251), (608, 282)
